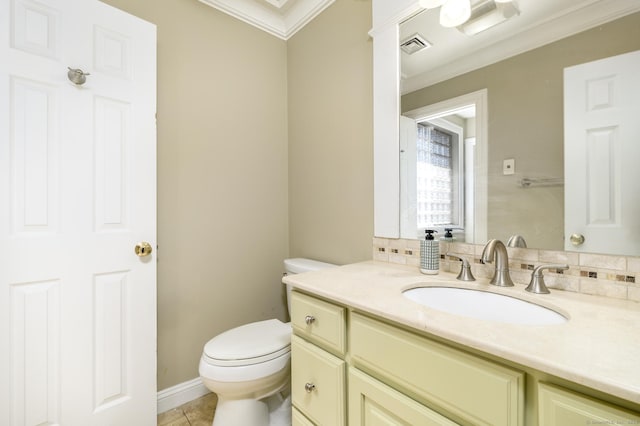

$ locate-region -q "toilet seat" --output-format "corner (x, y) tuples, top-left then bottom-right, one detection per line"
(202, 319), (291, 367)
(199, 349), (290, 383)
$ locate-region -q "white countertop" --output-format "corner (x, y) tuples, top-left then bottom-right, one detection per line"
(283, 260), (640, 404)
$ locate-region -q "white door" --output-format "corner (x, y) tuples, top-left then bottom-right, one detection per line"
(564, 50), (640, 255)
(0, 0), (157, 424)
(399, 115), (418, 239)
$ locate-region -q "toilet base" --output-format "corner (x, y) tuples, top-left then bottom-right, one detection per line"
(212, 391), (291, 426)
(213, 398), (268, 426)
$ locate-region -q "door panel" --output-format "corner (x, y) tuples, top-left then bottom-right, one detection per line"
(10, 279), (61, 426)
(0, 0), (157, 424)
(10, 77), (59, 234)
(564, 49), (640, 255)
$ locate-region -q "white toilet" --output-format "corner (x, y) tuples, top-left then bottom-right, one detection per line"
(199, 258), (336, 426)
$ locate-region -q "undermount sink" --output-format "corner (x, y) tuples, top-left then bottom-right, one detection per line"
(403, 286), (567, 325)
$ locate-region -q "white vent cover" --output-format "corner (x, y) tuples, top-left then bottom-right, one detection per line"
(457, 0), (520, 36)
(401, 33), (432, 55)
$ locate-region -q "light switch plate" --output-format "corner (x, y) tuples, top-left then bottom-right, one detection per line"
(503, 158), (515, 175)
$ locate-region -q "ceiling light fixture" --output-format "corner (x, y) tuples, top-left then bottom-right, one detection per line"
(439, 0), (471, 27)
(420, 0), (513, 28)
(419, 0), (446, 7)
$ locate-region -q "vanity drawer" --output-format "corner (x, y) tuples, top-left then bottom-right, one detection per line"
(291, 291), (346, 356)
(349, 367), (460, 425)
(350, 313), (524, 426)
(538, 382), (640, 425)
(291, 335), (345, 426)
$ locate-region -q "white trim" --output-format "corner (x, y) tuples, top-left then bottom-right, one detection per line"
(371, 0), (419, 33)
(399, 116), (418, 239)
(197, 0), (335, 40)
(373, 23), (401, 238)
(369, 3), (421, 38)
(157, 377), (211, 414)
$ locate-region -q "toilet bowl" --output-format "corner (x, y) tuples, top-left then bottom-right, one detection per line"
(199, 258), (337, 426)
(199, 319), (292, 426)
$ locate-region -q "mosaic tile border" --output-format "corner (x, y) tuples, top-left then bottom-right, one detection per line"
(373, 238), (640, 302)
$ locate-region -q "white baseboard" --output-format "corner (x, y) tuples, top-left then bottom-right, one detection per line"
(157, 377), (211, 414)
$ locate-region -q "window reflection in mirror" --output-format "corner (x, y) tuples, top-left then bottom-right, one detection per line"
(400, 89), (488, 244)
(401, 107), (474, 242)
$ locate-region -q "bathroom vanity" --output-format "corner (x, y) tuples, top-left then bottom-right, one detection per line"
(284, 261), (640, 425)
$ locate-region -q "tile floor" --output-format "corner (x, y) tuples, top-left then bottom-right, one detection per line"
(157, 392), (217, 426)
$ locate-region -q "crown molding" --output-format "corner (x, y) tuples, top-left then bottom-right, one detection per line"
(198, 0), (335, 40)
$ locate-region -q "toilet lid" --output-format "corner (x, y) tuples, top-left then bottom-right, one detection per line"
(203, 319), (291, 367)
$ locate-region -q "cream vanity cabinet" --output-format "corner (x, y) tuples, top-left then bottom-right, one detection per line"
(290, 291), (347, 426)
(290, 290), (521, 425)
(290, 290), (640, 425)
(350, 313), (524, 425)
(538, 382), (640, 425)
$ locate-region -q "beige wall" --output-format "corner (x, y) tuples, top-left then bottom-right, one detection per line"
(99, 0), (373, 391)
(287, 0), (374, 265)
(100, 0), (289, 390)
(402, 12), (640, 250)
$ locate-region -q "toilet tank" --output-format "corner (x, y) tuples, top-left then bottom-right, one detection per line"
(284, 258), (336, 275)
(283, 258), (337, 316)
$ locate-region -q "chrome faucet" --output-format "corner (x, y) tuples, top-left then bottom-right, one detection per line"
(480, 239), (514, 287)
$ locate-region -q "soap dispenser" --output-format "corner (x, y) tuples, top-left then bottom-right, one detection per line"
(441, 228), (456, 242)
(420, 230), (439, 275)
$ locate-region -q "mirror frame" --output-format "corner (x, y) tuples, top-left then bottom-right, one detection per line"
(371, 0), (420, 238)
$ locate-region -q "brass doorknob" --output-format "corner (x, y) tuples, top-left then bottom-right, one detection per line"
(135, 242), (153, 257)
(569, 234), (585, 246)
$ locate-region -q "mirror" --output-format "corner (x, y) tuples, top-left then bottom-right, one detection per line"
(398, 7), (640, 255)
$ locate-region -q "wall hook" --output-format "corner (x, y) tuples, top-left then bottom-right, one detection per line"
(67, 67), (90, 85)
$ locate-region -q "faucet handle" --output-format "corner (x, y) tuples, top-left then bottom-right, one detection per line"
(525, 264), (569, 294)
(446, 253), (476, 282)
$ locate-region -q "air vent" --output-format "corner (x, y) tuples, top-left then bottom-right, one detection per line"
(457, 0), (520, 36)
(400, 33), (432, 55)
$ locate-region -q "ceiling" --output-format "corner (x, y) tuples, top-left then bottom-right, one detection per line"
(400, 0), (640, 94)
(197, 0), (335, 40)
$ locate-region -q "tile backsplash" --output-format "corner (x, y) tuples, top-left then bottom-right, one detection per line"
(373, 238), (640, 302)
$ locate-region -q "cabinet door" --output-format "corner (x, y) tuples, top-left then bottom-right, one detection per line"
(293, 407), (316, 426)
(291, 335), (345, 426)
(539, 382), (640, 425)
(350, 313), (524, 426)
(349, 368), (460, 426)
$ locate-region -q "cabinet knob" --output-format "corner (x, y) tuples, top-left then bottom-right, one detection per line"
(304, 315), (316, 325)
(304, 382), (316, 393)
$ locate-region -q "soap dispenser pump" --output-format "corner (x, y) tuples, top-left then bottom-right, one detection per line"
(420, 230), (439, 275)
(441, 228), (456, 241)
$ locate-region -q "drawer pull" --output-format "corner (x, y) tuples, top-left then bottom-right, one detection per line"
(305, 382), (316, 393)
(304, 315), (316, 325)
